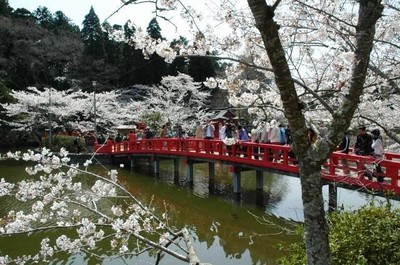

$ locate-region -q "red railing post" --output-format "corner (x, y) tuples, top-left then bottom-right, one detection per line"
(329, 154), (338, 175)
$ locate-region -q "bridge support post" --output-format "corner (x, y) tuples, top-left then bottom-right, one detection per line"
(232, 168), (241, 194)
(208, 162), (215, 181)
(108, 155), (115, 164)
(174, 158), (180, 183)
(153, 157), (160, 178)
(328, 183), (337, 211)
(186, 160), (194, 187)
(130, 156), (136, 170)
(256, 170), (263, 190)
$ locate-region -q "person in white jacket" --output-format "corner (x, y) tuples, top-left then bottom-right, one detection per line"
(269, 120), (281, 161)
(371, 129), (384, 159)
(371, 128), (384, 182)
(269, 120), (281, 144)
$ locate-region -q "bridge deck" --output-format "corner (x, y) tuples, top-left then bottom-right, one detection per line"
(93, 138), (400, 196)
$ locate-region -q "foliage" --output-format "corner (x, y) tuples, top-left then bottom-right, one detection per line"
(42, 135), (85, 153)
(0, 0), (12, 16)
(0, 79), (13, 104)
(147, 18), (163, 40)
(0, 15), (83, 90)
(1, 2), (221, 91)
(279, 204), (400, 265)
(140, 73), (212, 130)
(81, 7), (105, 59)
(0, 75), (213, 137)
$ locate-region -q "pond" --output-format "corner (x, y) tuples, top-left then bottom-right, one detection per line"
(0, 155), (395, 265)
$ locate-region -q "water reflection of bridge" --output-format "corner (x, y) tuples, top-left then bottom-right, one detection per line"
(93, 138), (400, 205)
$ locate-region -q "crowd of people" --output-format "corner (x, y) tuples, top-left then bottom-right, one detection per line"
(87, 119), (386, 181)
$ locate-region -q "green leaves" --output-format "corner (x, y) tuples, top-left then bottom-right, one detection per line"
(279, 203), (400, 265)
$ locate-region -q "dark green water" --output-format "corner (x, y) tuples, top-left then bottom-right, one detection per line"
(0, 155), (393, 265)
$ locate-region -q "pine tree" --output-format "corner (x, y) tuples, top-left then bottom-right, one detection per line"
(146, 17), (162, 40)
(0, 0), (12, 16)
(167, 36), (189, 75)
(123, 20), (135, 39)
(188, 53), (216, 82)
(53, 11), (79, 33)
(33, 6), (54, 29)
(81, 6), (105, 59)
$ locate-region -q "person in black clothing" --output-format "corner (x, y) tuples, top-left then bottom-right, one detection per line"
(145, 127), (154, 139)
(354, 125), (374, 156)
(115, 133), (122, 143)
(355, 125), (378, 181)
(338, 131), (350, 174)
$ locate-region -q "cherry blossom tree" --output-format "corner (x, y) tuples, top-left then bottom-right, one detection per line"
(140, 73), (211, 130)
(118, 0), (396, 264)
(1, 74), (212, 135)
(0, 86), (146, 134)
(0, 148), (209, 264)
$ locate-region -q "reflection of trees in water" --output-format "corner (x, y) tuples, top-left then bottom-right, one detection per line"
(133, 159), (293, 219)
(241, 173), (289, 210)
(154, 192), (299, 265)
(129, 160), (299, 264)
(142, 160), (291, 209)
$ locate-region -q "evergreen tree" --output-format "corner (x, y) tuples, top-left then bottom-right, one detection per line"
(123, 20), (135, 39)
(188, 52), (216, 82)
(136, 18), (167, 84)
(53, 11), (79, 33)
(167, 36), (189, 75)
(12, 8), (34, 20)
(33, 6), (54, 30)
(81, 6), (105, 59)
(0, 0), (12, 16)
(119, 21), (144, 85)
(103, 22), (123, 66)
(146, 17), (162, 40)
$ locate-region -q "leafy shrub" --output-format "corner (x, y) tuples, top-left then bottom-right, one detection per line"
(279, 203), (400, 265)
(43, 135), (87, 153)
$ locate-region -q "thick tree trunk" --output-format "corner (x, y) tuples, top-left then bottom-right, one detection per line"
(246, 0), (383, 264)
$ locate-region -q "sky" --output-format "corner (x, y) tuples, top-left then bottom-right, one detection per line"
(7, 0), (194, 40)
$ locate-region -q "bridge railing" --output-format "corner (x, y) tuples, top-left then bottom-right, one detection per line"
(323, 151), (400, 194)
(93, 137), (400, 195)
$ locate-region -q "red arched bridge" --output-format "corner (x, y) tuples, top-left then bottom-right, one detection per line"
(93, 138), (400, 198)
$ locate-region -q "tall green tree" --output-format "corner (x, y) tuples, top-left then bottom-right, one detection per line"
(53, 11), (79, 33)
(134, 18), (167, 84)
(33, 6), (53, 30)
(0, 0), (12, 16)
(167, 36), (189, 76)
(12, 8), (34, 20)
(188, 53), (216, 82)
(81, 6), (105, 59)
(123, 20), (135, 39)
(146, 17), (162, 40)
(102, 22), (123, 66)
(120, 22), (149, 86)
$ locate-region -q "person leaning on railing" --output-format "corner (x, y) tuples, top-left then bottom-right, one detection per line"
(354, 125), (374, 156)
(354, 125), (382, 181)
(371, 128), (385, 182)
